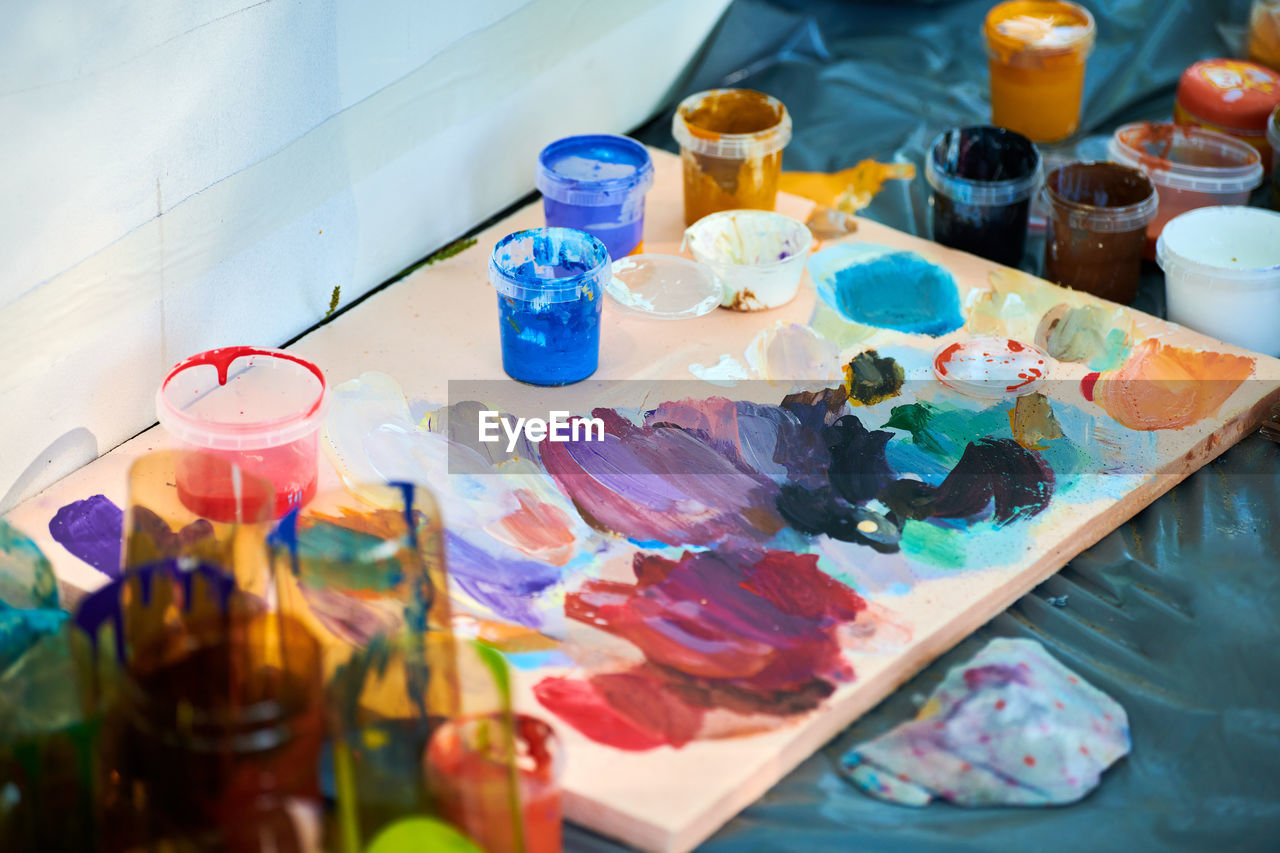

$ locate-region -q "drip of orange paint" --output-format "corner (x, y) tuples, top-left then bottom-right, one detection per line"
(1082, 339), (1254, 431)
(780, 160), (916, 214)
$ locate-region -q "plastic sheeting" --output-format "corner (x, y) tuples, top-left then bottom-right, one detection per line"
(562, 1), (1280, 849)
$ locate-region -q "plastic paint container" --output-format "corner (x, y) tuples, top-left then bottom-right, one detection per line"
(1042, 162), (1157, 304)
(926, 125), (1042, 267)
(683, 210), (812, 311)
(536, 134), (654, 260)
(427, 713), (563, 853)
(1157, 206), (1280, 357)
(983, 1), (1096, 143)
(156, 347), (328, 521)
(672, 89), (792, 226)
(1269, 106), (1280, 208)
(1107, 122), (1263, 258)
(1249, 0), (1280, 72)
(490, 227), (608, 386)
(1174, 59), (1280, 173)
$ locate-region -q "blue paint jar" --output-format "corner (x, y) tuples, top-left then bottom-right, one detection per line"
(490, 227), (608, 386)
(536, 135), (654, 260)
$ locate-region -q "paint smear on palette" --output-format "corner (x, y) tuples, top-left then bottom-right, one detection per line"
(48, 495), (123, 578)
(1035, 303), (1133, 372)
(1082, 340), (1254, 431)
(844, 349), (905, 406)
(743, 323), (842, 385)
(534, 549), (867, 750)
(841, 638), (1129, 806)
(810, 244), (963, 337)
(965, 269), (1073, 341)
(689, 354), (752, 385)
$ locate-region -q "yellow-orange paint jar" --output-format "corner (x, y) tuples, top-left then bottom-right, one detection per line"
(1174, 58), (1280, 175)
(983, 1), (1096, 143)
(672, 89), (792, 226)
(1249, 0), (1280, 72)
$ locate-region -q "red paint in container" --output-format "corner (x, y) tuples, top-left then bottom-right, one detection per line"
(1108, 122), (1262, 259)
(1174, 58), (1280, 173)
(426, 713), (563, 853)
(156, 347), (328, 521)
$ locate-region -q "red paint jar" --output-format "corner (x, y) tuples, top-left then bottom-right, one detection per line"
(1174, 58), (1280, 174)
(156, 347), (328, 521)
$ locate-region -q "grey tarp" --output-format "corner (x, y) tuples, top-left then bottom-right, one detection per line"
(565, 1), (1280, 850)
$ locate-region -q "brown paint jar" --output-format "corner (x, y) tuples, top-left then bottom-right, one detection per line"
(1042, 162), (1157, 303)
(672, 89), (792, 226)
(99, 612), (324, 852)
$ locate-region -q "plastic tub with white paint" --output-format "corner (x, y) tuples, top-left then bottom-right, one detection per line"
(683, 210), (812, 311)
(1156, 206), (1280, 356)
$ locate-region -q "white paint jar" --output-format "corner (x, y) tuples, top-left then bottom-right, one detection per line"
(683, 210), (812, 311)
(1156, 206), (1280, 356)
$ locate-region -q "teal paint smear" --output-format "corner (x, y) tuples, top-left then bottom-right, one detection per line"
(1092, 327), (1132, 372)
(294, 522), (406, 593)
(810, 245), (964, 337)
(900, 519), (967, 569)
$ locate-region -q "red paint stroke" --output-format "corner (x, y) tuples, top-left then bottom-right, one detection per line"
(934, 342), (962, 377)
(536, 550), (867, 750)
(1080, 371), (1100, 401)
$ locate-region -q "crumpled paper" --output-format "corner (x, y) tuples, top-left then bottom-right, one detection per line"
(841, 637), (1130, 806)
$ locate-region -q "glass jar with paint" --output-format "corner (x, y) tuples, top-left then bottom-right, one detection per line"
(156, 347), (329, 521)
(490, 227), (608, 386)
(983, 1), (1096, 143)
(1249, 1), (1280, 72)
(1107, 122), (1263, 259)
(536, 134), (654, 260)
(925, 125), (1042, 267)
(1157, 206), (1280, 357)
(684, 209), (812, 311)
(98, 609), (326, 851)
(1174, 59), (1280, 174)
(672, 88), (792, 226)
(1042, 162), (1157, 304)
(426, 712), (564, 853)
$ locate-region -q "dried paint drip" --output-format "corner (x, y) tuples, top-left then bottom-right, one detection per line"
(933, 337), (1050, 399)
(842, 637), (1129, 806)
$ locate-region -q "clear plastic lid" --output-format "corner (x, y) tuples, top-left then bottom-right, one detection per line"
(1108, 122), (1262, 194)
(535, 134), (654, 206)
(672, 89), (792, 160)
(605, 255), (722, 319)
(933, 337), (1051, 399)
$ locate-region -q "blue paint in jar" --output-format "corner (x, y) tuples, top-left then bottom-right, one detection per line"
(536, 135), (654, 260)
(490, 227), (608, 386)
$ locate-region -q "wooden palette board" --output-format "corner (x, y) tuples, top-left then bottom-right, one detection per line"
(6, 148), (1280, 852)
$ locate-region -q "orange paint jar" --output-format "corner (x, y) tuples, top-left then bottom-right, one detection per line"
(1174, 58), (1280, 174)
(983, 1), (1096, 143)
(1249, 0), (1280, 71)
(672, 89), (791, 226)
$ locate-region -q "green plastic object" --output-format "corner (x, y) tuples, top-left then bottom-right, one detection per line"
(364, 817), (485, 853)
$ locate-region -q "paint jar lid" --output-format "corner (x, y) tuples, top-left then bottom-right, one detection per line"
(536, 135), (655, 206)
(672, 89), (792, 160)
(156, 347), (329, 451)
(933, 337), (1050, 399)
(1156, 205), (1280, 288)
(1269, 105), (1280, 150)
(926, 126), (1043, 206)
(1175, 59), (1280, 132)
(489, 227), (610, 304)
(1042, 162), (1158, 232)
(1108, 122), (1263, 194)
(983, 1), (1096, 60)
(604, 254), (722, 319)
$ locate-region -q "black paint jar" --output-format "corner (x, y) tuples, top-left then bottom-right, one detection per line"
(926, 126), (1042, 267)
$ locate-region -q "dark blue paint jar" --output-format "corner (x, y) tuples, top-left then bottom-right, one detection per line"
(536, 135), (654, 260)
(926, 126), (1042, 268)
(490, 227), (608, 386)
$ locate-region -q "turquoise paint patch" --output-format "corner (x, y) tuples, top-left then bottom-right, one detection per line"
(1090, 327), (1132, 372)
(810, 246), (963, 337)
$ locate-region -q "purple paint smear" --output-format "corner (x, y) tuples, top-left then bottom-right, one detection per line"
(49, 495), (123, 578)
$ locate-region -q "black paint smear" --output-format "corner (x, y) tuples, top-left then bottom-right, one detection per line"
(879, 437), (1054, 526)
(776, 484), (902, 553)
(845, 349), (904, 406)
(825, 415), (895, 505)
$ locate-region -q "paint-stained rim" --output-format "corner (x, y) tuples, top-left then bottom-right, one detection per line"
(489, 227), (610, 304)
(536, 134), (655, 206)
(926, 126), (1043, 207)
(672, 89), (792, 160)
